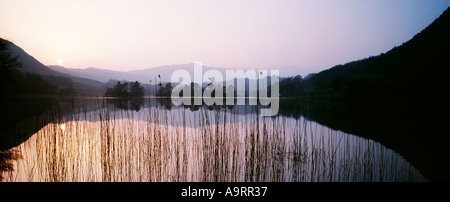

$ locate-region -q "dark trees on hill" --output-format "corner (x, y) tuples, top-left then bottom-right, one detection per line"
(0, 38), (56, 95)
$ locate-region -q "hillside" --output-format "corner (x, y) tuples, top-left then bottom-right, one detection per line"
(279, 7), (450, 181)
(298, 7), (449, 97)
(4, 40), (105, 96)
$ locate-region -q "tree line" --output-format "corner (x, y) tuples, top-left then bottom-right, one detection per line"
(105, 81), (144, 98)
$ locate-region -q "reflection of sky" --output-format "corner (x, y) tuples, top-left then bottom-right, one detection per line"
(1, 0), (449, 76)
(4, 106), (426, 182)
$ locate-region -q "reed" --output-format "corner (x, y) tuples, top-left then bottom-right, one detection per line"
(1, 98), (426, 182)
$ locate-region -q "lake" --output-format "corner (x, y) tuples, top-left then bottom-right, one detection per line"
(0, 97), (426, 182)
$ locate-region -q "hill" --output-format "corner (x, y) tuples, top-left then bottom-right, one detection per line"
(280, 7), (450, 181)
(298, 7), (449, 98)
(48, 63), (231, 84)
(4, 40), (105, 96)
(48, 65), (150, 83)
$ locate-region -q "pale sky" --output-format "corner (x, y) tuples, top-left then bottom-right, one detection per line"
(1, 0), (449, 76)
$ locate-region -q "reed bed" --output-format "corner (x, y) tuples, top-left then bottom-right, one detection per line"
(2, 99), (426, 182)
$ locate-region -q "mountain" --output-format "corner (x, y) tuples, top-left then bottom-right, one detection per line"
(48, 65), (150, 83)
(303, 73), (316, 80)
(127, 63), (230, 82)
(48, 63), (231, 84)
(5, 41), (104, 95)
(279, 7), (450, 181)
(7, 44), (56, 76)
(300, 7), (449, 96)
(50, 64), (281, 97)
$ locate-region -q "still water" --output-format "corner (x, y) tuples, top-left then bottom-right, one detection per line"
(1, 99), (426, 182)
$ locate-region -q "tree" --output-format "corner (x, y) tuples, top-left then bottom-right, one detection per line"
(331, 76), (347, 92)
(1, 38), (22, 91)
(157, 82), (173, 97)
(130, 81), (144, 98)
(106, 81), (129, 97)
(0, 38), (22, 75)
(0, 38), (56, 95)
(279, 75), (304, 97)
(105, 80), (145, 99)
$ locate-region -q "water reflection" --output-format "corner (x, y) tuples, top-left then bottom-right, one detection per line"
(1, 103), (426, 182)
(105, 97), (145, 112)
(0, 97), (58, 150)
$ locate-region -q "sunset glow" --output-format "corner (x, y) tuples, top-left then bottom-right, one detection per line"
(0, 0), (448, 76)
(1, 0), (449, 186)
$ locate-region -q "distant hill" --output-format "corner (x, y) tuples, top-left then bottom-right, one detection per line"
(48, 65), (150, 83)
(49, 63), (231, 84)
(49, 64), (281, 97)
(5, 40), (104, 96)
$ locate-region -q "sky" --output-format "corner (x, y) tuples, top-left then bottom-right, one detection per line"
(1, 0), (449, 77)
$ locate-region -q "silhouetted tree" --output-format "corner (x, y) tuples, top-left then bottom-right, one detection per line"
(105, 80), (145, 111)
(279, 75), (304, 97)
(157, 82), (173, 97)
(130, 81), (144, 98)
(0, 39), (21, 74)
(106, 81), (130, 98)
(1, 38), (56, 95)
(332, 76), (347, 92)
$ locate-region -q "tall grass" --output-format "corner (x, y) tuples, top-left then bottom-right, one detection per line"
(2, 98), (426, 182)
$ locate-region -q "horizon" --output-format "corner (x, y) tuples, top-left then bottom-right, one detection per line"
(2, 0), (450, 185)
(1, 1), (449, 77)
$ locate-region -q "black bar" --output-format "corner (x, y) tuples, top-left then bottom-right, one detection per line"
(0, 182), (447, 201)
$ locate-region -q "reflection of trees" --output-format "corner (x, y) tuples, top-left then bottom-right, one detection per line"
(176, 82), (236, 112)
(181, 101), (235, 112)
(105, 81), (145, 112)
(156, 83), (173, 97)
(0, 149), (21, 181)
(1, 97), (58, 150)
(131, 98), (144, 111)
(156, 97), (172, 110)
(106, 81), (144, 99)
(107, 98), (144, 112)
